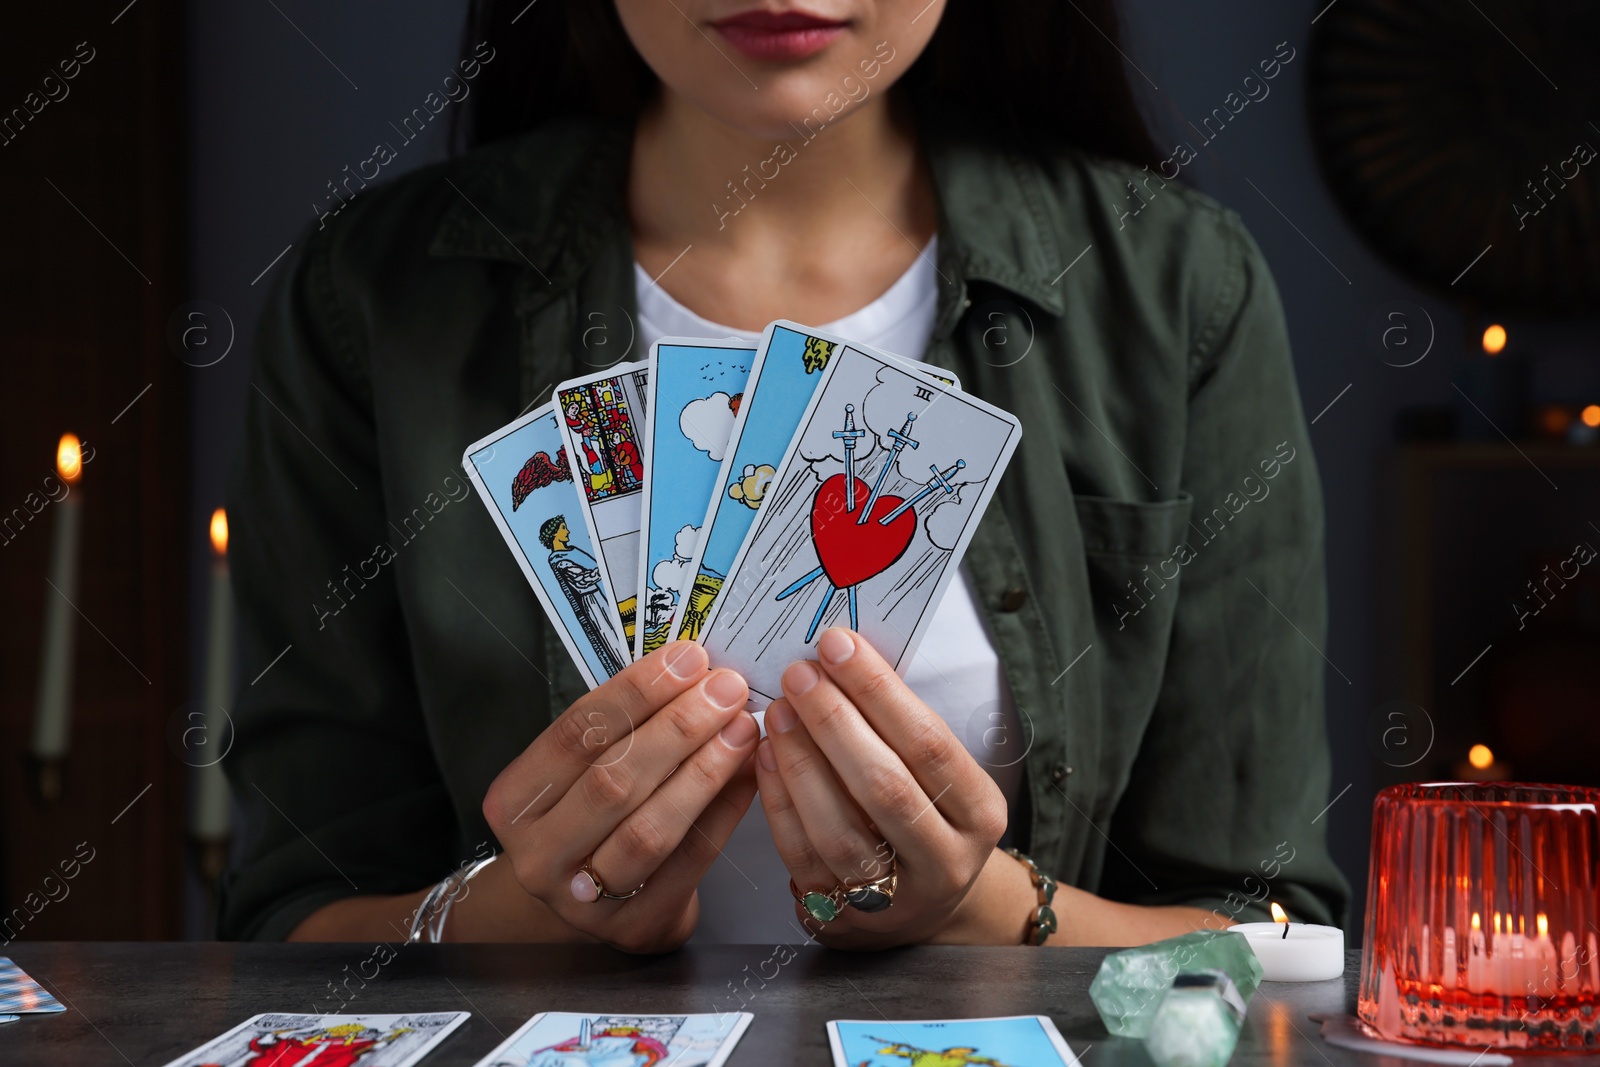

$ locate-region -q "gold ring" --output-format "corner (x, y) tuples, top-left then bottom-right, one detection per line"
(842, 866), (898, 913)
(573, 859), (645, 903)
(790, 877), (844, 923)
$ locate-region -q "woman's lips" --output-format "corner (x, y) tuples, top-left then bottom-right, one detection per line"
(711, 10), (849, 62)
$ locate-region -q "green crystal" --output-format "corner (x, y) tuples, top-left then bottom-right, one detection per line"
(1089, 930), (1262, 1038)
(1146, 971), (1246, 1067)
(802, 891), (840, 922)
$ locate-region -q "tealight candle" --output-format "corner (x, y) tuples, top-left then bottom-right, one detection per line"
(1232, 903), (1345, 982)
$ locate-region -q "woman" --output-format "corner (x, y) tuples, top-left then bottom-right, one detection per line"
(220, 0), (1349, 950)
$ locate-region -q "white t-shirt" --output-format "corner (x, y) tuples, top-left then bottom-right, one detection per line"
(634, 237), (1022, 942)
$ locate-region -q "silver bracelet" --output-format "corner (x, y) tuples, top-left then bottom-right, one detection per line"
(407, 853), (498, 943)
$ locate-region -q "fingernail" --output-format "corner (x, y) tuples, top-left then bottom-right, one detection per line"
(766, 699), (798, 735)
(782, 660), (819, 696)
(818, 628), (855, 665)
(663, 641), (707, 681)
(570, 871), (599, 903)
(703, 669), (748, 710)
(757, 738), (778, 772)
(720, 712), (757, 748)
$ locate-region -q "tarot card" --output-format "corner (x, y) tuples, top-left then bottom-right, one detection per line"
(469, 1010), (753, 1067)
(672, 320), (958, 644)
(635, 338), (755, 658)
(159, 1011), (469, 1067)
(463, 402), (631, 687)
(827, 1016), (1079, 1067)
(702, 342), (1019, 708)
(0, 957), (64, 1014)
(555, 362), (651, 656)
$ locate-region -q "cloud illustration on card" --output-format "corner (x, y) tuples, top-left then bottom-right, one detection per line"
(680, 392), (738, 461)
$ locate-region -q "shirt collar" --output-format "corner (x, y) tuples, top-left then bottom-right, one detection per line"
(428, 115), (1068, 317)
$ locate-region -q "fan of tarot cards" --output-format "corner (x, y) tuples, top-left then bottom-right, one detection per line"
(462, 319), (1021, 710)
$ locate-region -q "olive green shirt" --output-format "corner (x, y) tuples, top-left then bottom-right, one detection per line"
(219, 116), (1349, 940)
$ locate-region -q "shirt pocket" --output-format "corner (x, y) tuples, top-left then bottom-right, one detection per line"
(1073, 492), (1194, 731)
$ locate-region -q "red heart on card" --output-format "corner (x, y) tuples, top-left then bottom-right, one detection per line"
(810, 473), (915, 589)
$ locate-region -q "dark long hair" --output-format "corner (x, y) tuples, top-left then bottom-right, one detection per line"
(454, 0), (1163, 169)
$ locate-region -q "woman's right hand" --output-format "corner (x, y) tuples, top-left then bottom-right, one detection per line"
(480, 640), (758, 953)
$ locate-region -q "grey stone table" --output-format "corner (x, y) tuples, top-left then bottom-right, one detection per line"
(0, 943), (1422, 1066)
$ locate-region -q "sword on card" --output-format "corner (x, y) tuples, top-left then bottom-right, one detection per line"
(857, 412), (918, 523)
(832, 403), (866, 511)
(878, 459), (966, 524)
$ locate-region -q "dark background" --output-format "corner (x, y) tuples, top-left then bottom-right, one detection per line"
(2, 0), (1596, 940)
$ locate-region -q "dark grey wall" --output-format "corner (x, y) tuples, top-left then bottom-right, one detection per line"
(183, 0), (466, 936)
(184, 0), (1593, 937)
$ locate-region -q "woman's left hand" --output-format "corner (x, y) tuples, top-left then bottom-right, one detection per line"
(756, 627), (1015, 948)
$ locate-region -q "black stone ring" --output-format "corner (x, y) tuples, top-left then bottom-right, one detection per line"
(842, 868), (898, 913)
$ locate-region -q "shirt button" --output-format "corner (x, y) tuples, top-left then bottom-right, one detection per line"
(1052, 763), (1071, 783)
(1000, 587), (1028, 612)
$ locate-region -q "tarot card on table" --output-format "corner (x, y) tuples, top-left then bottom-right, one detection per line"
(635, 338), (754, 657)
(0, 957), (63, 1014)
(827, 1016), (1079, 1067)
(159, 1011), (469, 1067)
(673, 320), (957, 645)
(463, 402), (630, 687)
(469, 1011), (752, 1067)
(702, 342), (1019, 708)
(555, 362), (650, 656)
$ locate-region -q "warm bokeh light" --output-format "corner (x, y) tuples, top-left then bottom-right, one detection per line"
(1472, 911), (1481, 931)
(1482, 324), (1507, 355)
(1270, 901), (1289, 924)
(1538, 913), (1549, 938)
(1469, 743), (1494, 770)
(1583, 404), (1600, 428)
(56, 433), (82, 484)
(209, 508), (229, 557)
(1539, 406), (1574, 436)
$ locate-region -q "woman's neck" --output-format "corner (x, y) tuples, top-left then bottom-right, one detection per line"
(628, 88), (938, 332)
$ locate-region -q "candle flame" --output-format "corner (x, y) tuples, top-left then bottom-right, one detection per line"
(1538, 914), (1549, 938)
(1468, 743), (1494, 770)
(209, 508), (228, 556)
(1494, 912), (1502, 935)
(1482, 324), (1507, 355)
(1472, 912), (1481, 931)
(1271, 902), (1289, 924)
(56, 434), (83, 484)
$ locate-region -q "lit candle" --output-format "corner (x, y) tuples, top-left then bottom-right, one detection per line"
(1559, 930), (1577, 996)
(1509, 917), (1529, 996)
(30, 434), (84, 801)
(1232, 903), (1346, 982)
(1533, 914), (1558, 998)
(191, 508), (234, 842)
(1492, 913), (1511, 992)
(1468, 912), (1485, 991)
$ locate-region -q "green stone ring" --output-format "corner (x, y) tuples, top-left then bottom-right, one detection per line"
(791, 878), (843, 923)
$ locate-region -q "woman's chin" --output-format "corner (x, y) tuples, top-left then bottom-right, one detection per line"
(681, 85), (876, 145)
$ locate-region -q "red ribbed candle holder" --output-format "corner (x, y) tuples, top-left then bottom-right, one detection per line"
(1360, 782), (1600, 1050)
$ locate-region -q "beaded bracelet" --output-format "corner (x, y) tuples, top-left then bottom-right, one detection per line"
(1003, 847), (1059, 946)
